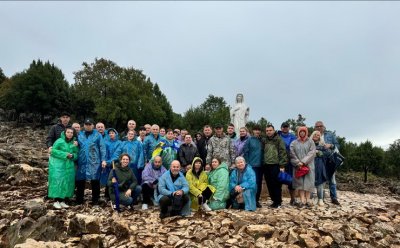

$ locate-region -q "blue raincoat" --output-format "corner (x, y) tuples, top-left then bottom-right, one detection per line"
(111, 139), (144, 183)
(76, 129), (106, 181)
(100, 129), (122, 186)
(143, 133), (163, 161)
(156, 170), (191, 216)
(229, 164), (257, 211)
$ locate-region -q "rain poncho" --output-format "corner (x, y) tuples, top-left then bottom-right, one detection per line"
(229, 164), (257, 211)
(185, 158), (210, 210)
(111, 139), (144, 183)
(76, 129), (106, 181)
(48, 131), (78, 198)
(208, 162), (230, 210)
(151, 138), (179, 170)
(143, 133), (163, 161)
(100, 129), (122, 186)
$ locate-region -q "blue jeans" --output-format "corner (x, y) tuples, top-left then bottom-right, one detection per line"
(316, 183), (325, 200)
(113, 185), (142, 206)
(329, 173), (337, 200)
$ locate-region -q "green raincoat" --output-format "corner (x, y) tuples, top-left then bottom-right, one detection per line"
(208, 162), (230, 210)
(48, 131), (78, 199)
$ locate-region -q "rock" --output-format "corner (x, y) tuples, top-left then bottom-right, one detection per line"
(111, 219), (130, 239)
(23, 200), (47, 220)
(167, 235), (180, 245)
(225, 238), (238, 245)
(246, 224), (274, 236)
(80, 234), (102, 248)
(68, 214), (100, 236)
(4, 164), (46, 186)
(7, 213), (65, 248)
(288, 230), (299, 244)
(330, 230), (345, 244)
(0, 218), (10, 233)
(221, 218), (233, 227)
(14, 238), (68, 248)
(195, 231), (208, 242)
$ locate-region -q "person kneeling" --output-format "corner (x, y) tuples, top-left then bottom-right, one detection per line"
(108, 154), (142, 210)
(228, 156), (257, 211)
(186, 157), (212, 211)
(157, 160), (191, 219)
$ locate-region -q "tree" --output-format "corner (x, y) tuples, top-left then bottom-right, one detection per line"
(182, 95), (230, 133)
(246, 117), (271, 131)
(352, 140), (384, 182)
(0, 68), (6, 84)
(71, 58), (173, 130)
(1, 60), (71, 123)
(385, 139), (400, 179)
(284, 114), (307, 132)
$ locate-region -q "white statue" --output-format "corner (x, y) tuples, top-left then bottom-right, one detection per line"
(230, 93), (250, 134)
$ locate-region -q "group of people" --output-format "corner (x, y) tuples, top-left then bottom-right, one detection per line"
(46, 112), (340, 218)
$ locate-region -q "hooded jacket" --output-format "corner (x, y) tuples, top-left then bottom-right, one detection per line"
(185, 157), (209, 210)
(111, 138), (144, 170)
(76, 129), (106, 181)
(208, 162), (230, 210)
(48, 131), (78, 198)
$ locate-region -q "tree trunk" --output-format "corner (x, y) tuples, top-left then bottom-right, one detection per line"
(364, 166), (368, 183)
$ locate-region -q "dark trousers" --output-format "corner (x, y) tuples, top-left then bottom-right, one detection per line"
(263, 164), (282, 205)
(142, 183), (155, 204)
(252, 167), (263, 202)
(198, 187), (213, 205)
(159, 194), (189, 216)
(76, 180), (100, 204)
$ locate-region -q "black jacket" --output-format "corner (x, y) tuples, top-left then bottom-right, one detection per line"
(178, 143), (200, 166)
(46, 121), (71, 148)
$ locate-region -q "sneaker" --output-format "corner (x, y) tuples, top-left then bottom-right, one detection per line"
(332, 199), (341, 205)
(318, 199), (324, 207)
(142, 203), (148, 210)
(256, 202), (262, 208)
(270, 203), (281, 209)
(60, 202), (69, 208)
(202, 202), (212, 212)
(53, 201), (62, 209)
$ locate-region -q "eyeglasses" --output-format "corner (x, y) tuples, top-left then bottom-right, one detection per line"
(315, 126), (323, 128)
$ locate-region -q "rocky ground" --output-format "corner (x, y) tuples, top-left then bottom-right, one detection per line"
(0, 122), (399, 248)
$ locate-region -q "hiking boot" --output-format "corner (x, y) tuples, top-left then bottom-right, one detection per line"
(332, 199), (341, 205)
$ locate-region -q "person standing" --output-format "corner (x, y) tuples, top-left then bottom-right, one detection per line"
(262, 125), (288, 208)
(314, 121), (341, 205)
(96, 122), (106, 138)
(178, 134), (200, 172)
(120, 120), (136, 141)
(76, 118), (107, 205)
(278, 122), (297, 205)
(243, 125), (263, 208)
(206, 124), (235, 170)
(234, 127), (250, 157)
(227, 123), (237, 141)
(310, 130), (328, 206)
(290, 126), (316, 207)
(197, 125), (213, 168)
(46, 112), (71, 153)
(143, 124), (162, 162)
(48, 127), (78, 209)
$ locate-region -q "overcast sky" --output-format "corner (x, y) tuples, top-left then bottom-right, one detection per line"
(1, 2), (399, 148)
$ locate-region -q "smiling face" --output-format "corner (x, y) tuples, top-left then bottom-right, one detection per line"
(239, 128), (247, 137)
(236, 158), (245, 170)
(170, 160), (181, 175)
(120, 155), (130, 167)
(127, 130), (135, 141)
(153, 156), (162, 168)
(211, 158), (220, 170)
(96, 123), (105, 134)
(166, 130), (174, 140)
(65, 128), (74, 140)
(312, 132), (321, 142)
(127, 120), (136, 131)
(108, 130), (116, 140)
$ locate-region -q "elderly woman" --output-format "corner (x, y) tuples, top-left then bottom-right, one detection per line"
(48, 127), (78, 209)
(290, 126), (316, 207)
(229, 156), (257, 211)
(186, 157), (212, 211)
(108, 153), (142, 210)
(207, 157), (230, 210)
(310, 131), (328, 206)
